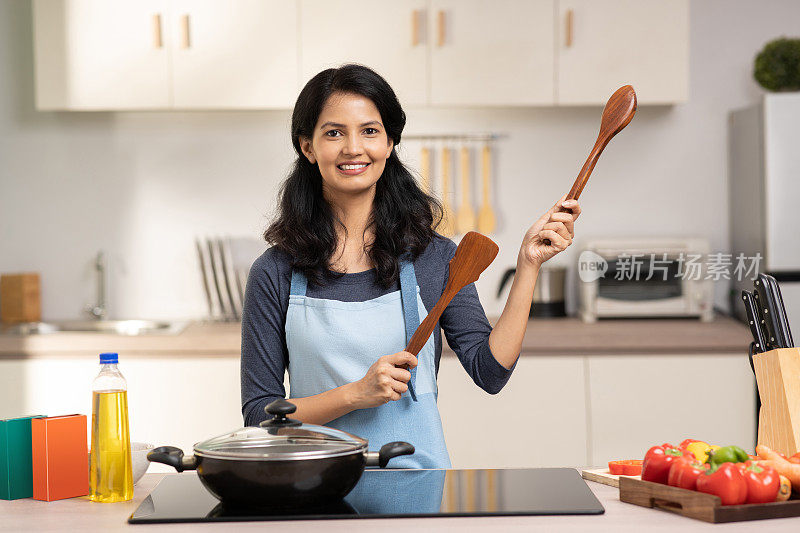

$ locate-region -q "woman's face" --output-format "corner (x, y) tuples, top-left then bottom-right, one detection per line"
(299, 92), (393, 199)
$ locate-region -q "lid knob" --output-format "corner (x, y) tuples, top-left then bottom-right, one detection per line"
(260, 399), (302, 428)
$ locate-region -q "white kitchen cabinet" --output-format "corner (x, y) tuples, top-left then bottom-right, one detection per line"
(429, 0), (554, 106)
(437, 355), (587, 468)
(170, 0), (298, 109)
(33, 0), (298, 110)
(299, 0), (428, 107)
(33, 0), (171, 110)
(556, 0), (689, 105)
(587, 353), (756, 466)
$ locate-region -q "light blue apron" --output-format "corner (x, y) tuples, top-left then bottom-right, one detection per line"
(285, 259), (451, 469)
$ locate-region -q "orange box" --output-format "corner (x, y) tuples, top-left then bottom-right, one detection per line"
(31, 415), (89, 501)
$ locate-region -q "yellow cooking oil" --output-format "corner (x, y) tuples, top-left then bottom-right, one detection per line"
(90, 352), (133, 503)
(90, 390), (133, 502)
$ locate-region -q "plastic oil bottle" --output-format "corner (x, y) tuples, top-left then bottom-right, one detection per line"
(89, 352), (133, 502)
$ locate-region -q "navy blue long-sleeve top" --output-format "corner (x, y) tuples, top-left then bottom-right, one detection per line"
(240, 234), (516, 426)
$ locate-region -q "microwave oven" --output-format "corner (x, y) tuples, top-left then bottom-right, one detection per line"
(578, 238), (714, 323)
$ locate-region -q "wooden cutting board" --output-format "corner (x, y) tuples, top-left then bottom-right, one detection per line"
(581, 468), (641, 488)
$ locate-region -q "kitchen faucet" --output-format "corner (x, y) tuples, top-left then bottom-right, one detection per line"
(85, 250), (107, 320)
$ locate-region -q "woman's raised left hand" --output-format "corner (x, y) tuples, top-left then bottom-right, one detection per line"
(518, 195), (581, 268)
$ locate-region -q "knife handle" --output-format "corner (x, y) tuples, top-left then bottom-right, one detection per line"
(754, 278), (781, 350)
(741, 290), (767, 354)
(764, 274), (794, 348)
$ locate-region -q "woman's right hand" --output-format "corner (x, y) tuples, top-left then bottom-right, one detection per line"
(349, 351), (418, 409)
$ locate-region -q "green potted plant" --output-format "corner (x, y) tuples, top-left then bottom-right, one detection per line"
(754, 37), (800, 92)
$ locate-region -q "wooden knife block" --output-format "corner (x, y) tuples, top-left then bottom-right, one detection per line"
(753, 347), (800, 455)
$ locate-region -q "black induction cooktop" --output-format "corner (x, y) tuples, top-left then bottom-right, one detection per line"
(128, 468), (604, 524)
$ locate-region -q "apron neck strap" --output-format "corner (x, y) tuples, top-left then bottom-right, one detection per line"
(399, 257), (420, 345)
(289, 269), (308, 296)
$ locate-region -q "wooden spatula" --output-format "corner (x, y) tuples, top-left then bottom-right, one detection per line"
(543, 85), (637, 245)
(405, 231), (499, 355)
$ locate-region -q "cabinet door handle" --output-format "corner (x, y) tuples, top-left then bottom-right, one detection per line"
(437, 10), (446, 47)
(565, 8), (573, 47)
(412, 10), (420, 46)
(180, 14), (191, 49)
(152, 13), (163, 49)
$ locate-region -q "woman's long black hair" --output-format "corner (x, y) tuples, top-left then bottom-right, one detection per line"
(264, 64), (442, 288)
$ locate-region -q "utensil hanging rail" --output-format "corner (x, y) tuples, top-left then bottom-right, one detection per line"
(404, 133), (507, 142)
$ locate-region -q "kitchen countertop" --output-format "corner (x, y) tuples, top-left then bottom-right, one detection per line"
(2, 471), (798, 532)
(0, 315), (751, 358)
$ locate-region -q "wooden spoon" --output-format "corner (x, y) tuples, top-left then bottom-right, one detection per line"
(543, 85), (637, 245)
(405, 231), (499, 355)
(476, 144), (496, 234)
(455, 146), (476, 234)
(439, 146), (456, 237)
(420, 146), (431, 193)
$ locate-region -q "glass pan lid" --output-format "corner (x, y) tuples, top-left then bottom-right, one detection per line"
(194, 424), (367, 461)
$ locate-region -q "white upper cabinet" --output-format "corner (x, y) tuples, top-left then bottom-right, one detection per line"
(429, 0), (554, 106)
(170, 0), (298, 109)
(33, 0), (171, 110)
(32, 0), (690, 110)
(299, 0), (428, 107)
(556, 0), (689, 105)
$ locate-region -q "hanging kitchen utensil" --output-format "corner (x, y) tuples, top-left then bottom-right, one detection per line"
(543, 85), (637, 245)
(148, 399), (414, 509)
(439, 146), (456, 237)
(476, 143), (496, 234)
(420, 145), (431, 194)
(455, 145), (476, 234)
(405, 231), (499, 355)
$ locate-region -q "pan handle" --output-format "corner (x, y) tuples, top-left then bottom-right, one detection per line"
(148, 446), (198, 472)
(366, 441), (415, 468)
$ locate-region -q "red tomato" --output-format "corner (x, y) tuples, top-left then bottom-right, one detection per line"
(696, 463), (748, 506)
(789, 453), (800, 465)
(742, 461), (780, 504)
(667, 456), (709, 490)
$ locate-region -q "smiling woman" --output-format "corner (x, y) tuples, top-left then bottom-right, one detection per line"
(240, 64), (580, 469)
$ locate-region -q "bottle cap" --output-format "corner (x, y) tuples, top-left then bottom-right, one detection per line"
(99, 352), (119, 364)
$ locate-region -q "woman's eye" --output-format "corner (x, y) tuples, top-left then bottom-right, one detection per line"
(364, 128), (379, 135)
(325, 129), (342, 137)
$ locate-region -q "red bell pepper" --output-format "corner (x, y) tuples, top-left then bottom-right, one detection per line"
(642, 443), (693, 484)
(741, 461), (780, 504)
(679, 438), (701, 449)
(609, 460), (643, 476)
(667, 456), (709, 490)
(696, 462), (748, 505)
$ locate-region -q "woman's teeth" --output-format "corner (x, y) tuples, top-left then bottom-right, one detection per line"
(338, 164), (368, 170)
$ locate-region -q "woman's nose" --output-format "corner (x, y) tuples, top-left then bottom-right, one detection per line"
(342, 134), (363, 156)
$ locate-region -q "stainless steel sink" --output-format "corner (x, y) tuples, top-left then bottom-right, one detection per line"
(1, 320), (187, 336)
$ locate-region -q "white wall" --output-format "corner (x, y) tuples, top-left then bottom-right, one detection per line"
(2, 0), (799, 320)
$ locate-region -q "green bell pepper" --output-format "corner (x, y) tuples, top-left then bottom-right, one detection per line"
(706, 445), (749, 468)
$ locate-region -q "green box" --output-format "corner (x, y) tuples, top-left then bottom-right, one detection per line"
(1, 415), (45, 500)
